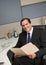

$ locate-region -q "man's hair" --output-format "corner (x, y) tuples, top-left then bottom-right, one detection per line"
(20, 18), (31, 26)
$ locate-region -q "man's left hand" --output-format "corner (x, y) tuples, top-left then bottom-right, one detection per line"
(27, 53), (36, 59)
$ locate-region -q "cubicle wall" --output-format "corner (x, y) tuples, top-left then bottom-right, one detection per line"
(22, 2), (46, 19)
(0, 0), (22, 25)
(0, 0), (46, 25)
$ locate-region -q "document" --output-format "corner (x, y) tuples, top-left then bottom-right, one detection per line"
(10, 43), (39, 56)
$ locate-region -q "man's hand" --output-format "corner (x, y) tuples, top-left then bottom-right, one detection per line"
(14, 54), (21, 58)
(27, 53), (36, 59)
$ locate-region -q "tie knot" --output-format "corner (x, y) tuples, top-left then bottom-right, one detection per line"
(28, 33), (30, 37)
(28, 32), (30, 35)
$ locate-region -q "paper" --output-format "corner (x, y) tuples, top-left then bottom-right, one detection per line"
(10, 42), (39, 56)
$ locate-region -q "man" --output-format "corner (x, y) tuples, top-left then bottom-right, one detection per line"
(7, 18), (46, 65)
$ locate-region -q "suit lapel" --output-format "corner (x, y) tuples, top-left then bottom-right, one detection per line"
(31, 28), (37, 42)
(22, 31), (27, 45)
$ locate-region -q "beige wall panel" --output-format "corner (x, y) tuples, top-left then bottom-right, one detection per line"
(20, 0), (46, 6)
(31, 17), (44, 26)
(0, 22), (22, 38)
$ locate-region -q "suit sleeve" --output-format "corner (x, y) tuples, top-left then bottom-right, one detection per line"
(36, 30), (46, 58)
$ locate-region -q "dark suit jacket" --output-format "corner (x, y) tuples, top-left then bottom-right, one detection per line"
(7, 27), (46, 64)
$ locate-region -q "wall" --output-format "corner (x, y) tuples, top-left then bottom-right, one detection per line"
(21, 2), (46, 19)
(0, 0), (22, 25)
(0, 0), (46, 25)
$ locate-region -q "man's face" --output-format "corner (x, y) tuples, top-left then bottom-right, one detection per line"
(21, 20), (32, 32)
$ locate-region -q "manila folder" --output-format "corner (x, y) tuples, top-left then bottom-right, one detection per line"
(10, 43), (39, 56)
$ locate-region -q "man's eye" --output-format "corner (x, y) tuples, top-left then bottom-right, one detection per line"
(26, 23), (28, 25)
(22, 25), (24, 27)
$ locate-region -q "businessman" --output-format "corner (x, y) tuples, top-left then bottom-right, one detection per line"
(7, 18), (46, 65)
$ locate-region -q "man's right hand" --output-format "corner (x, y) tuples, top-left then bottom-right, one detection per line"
(14, 54), (21, 58)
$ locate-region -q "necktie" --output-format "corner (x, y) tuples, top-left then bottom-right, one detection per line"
(27, 33), (31, 43)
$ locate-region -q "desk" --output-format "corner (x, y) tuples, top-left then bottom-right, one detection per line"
(0, 37), (18, 65)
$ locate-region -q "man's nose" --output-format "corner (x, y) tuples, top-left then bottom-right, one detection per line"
(24, 25), (27, 28)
